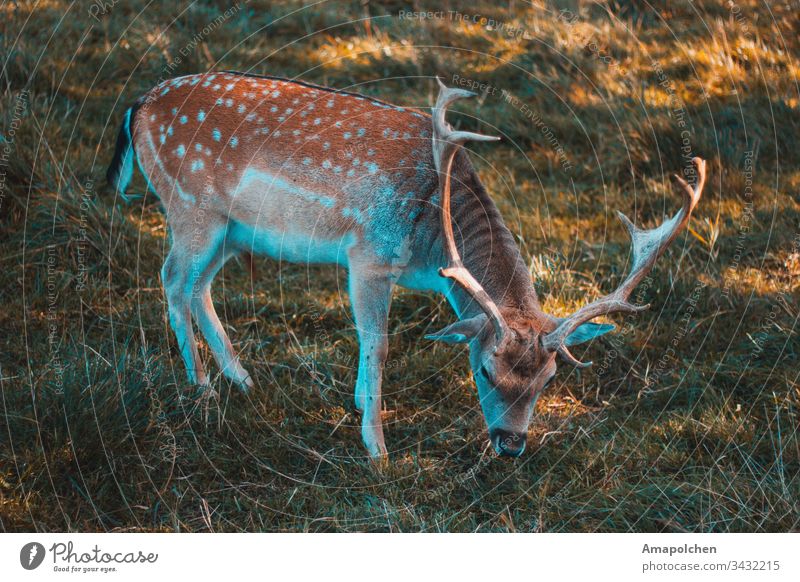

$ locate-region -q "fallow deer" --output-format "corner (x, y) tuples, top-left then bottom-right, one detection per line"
(107, 72), (706, 458)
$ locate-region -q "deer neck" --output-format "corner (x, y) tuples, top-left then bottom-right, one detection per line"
(442, 157), (540, 320)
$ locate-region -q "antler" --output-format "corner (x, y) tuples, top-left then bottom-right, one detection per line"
(542, 157), (707, 366)
(431, 77), (508, 349)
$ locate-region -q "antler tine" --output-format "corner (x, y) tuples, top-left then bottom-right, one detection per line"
(432, 77), (500, 172)
(542, 157), (707, 364)
(431, 77), (508, 350)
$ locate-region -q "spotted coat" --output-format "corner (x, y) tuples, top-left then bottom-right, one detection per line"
(130, 71), (441, 268)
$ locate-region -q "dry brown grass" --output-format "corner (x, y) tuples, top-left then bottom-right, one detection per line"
(1, 0), (798, 532)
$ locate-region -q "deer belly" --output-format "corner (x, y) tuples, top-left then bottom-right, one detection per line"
(222, 167), (359, 264)
(229, 220), (356, 265)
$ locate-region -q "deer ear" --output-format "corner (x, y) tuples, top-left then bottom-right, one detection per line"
(564, 322), (615, 346)
(425, 315), (488, 344)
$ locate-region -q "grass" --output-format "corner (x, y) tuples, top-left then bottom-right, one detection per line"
(1, 0), (798, 532)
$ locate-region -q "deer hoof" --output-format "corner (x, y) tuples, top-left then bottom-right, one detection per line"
(362, 431), (387, 460)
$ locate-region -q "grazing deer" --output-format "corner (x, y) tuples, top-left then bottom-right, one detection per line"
(107, 72), (706, 458)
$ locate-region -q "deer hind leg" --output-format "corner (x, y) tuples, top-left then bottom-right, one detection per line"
(162, 224), (252, 390)
(162, 247), (208, 387)
(189, 235), (254, 392)
(348, 257), (394, 459)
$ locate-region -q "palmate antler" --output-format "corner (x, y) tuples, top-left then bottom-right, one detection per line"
(431, 78), (509, 350)
(542, 157), (707, 366)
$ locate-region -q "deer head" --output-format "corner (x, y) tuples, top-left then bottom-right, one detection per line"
(427, 78), (707, 456)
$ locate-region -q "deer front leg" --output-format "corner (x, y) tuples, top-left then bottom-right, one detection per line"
(348, 261), (393, 459)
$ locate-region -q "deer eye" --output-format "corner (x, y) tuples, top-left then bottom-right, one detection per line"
(479, 366), (495, 385)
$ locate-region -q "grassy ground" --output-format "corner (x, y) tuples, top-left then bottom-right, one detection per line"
(1, 0), (798, 532)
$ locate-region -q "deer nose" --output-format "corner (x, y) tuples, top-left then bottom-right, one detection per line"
(490, 429), (526, 457)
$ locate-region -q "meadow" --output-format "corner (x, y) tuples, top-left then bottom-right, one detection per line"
(1, 0), (798, 532)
